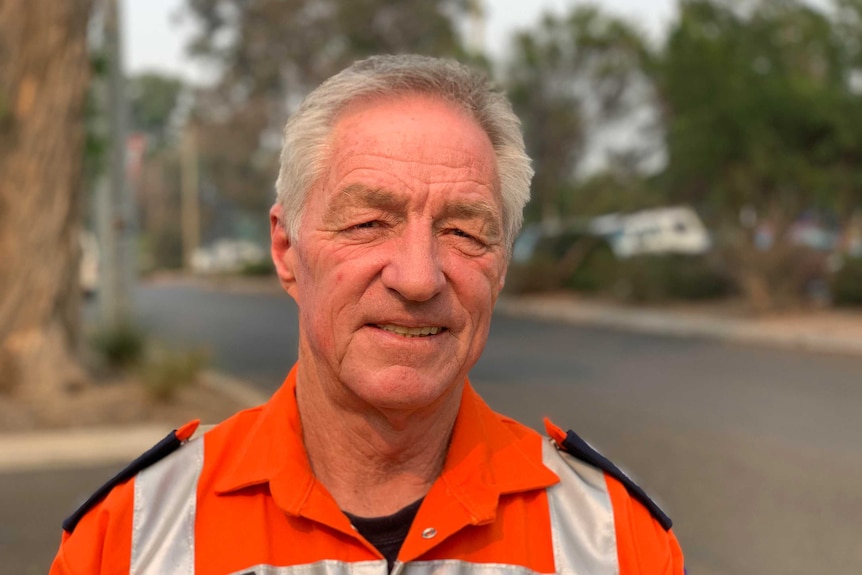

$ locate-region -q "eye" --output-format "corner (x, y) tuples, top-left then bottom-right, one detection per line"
(450, 228), (479, 242)
(349, 221), (379, 231)
(341, 220), (391, 240)
(446, 228), (490, 255)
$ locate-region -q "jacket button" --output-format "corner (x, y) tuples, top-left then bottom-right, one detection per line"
(421, 527), (437, 539)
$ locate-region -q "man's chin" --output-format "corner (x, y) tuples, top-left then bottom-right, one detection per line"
(341, 365), (464, 413)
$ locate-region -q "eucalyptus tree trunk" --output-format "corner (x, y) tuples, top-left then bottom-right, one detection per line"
(0, 0), (92, 395)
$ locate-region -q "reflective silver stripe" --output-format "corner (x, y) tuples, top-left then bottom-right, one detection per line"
(541, 438), (618, 575)
(127, 436), (615, 575)
(227, 560), (547, 575)
(226, 561), (386, 575)
(398, 561), (547, 574)
(131, 436), (204, 575)
(222, 446), (618, 575)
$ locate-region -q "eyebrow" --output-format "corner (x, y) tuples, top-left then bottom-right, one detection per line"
(325, 183), (502, 240)
(441, 200), (502, 241)
(324, 184), (408, 225)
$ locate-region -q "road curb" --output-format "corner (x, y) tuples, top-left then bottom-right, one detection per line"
(497, 297), (862, 358)
(148, 274), (862, 359)
(14, 292), (855, 473)
(0, 371), (270, 474)
(199, 369), (271, 408)
(0, 424), (171, 473)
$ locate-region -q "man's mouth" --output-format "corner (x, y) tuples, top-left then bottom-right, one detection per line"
(373, 324), (444, 338)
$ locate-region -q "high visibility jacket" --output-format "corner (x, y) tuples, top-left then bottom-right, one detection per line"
(51, 366), (684, 574)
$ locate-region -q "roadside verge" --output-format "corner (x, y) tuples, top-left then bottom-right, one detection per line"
(6, 279), (859, 473)
(498, 294), (862, 358)
(0, 370), (269, 473)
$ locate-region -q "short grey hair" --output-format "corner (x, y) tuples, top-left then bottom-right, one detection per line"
(274, 54), (533, 250)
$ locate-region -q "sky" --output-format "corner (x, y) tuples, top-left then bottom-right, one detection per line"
(123, 0), (678, 81)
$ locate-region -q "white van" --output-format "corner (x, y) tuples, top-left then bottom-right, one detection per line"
(589, 206), (711, 259)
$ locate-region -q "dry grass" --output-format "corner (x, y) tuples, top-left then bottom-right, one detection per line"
(0, 370), (251, 433)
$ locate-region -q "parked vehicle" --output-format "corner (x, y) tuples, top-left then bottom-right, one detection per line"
(190, 239), (267, 274)
(508, 207), (726, 300)
(513, 206), (712, 262)
(589, 206), (711, 259)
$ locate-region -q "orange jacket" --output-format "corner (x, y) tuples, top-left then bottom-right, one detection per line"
(51, 366), (684, 574)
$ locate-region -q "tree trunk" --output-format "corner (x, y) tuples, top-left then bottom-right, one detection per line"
(0, 0), (92, 396)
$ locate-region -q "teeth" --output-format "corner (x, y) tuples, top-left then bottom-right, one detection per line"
(377, 325), (442, 337)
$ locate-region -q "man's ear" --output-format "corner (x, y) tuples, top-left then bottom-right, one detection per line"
(496, 260), (508, 295)
(270, 205), (299, 300)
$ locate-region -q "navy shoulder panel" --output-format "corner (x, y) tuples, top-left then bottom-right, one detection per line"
(559, 428), (673, 531)
(62, 426), (190, 534)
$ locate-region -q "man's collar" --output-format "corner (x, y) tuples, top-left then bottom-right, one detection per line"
(214, 365), (312, 508)
(214, 365), (559, 520)
(433, 382), (559, 524)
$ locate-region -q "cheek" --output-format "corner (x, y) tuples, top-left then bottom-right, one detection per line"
(329, 244), (392, 285)
(448, 252), (505, 294)
(451, 269), (501, 320)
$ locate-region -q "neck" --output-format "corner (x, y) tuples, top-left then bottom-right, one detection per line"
(295, 364), (462, 517)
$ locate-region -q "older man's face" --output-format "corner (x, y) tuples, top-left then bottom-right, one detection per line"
(272, 94), (507, 412)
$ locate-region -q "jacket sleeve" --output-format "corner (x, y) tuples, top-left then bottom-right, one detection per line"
(49, 477), (135, 574)
(606, 474), (685, 575)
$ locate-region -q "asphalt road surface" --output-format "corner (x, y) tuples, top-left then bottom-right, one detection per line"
(6, 282), (862, 574)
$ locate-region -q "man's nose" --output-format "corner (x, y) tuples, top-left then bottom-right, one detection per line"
(381, 226), (445, 302)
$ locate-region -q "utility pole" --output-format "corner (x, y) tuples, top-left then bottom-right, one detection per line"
(181, 123), (200, 268)
(97, 0), (135, 327)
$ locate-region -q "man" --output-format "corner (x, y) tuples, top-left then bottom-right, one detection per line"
(51, 55), (684, 574)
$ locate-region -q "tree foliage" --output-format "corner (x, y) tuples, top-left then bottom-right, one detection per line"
(177, 0), (862, 307)
(506, 7), (655, 224)
(128, 72), (184, 145)
(187, 0), (469, 95)
(653, 0), (862, 307)
(182, 0), (471, 214)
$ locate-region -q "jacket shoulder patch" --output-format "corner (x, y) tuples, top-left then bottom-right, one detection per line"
(558, 428), (673, 531)
(62, 420), (199, 533)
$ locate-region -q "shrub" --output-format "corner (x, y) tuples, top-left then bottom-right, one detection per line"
(831, 257), (862, 306)
(139, 345), (209, 402)
(506, 224), (732, 301)
(90, 322), (146, 369)
(506, 233), (615, 294)
(505, 258), (560, 294)
(240, 260), (274, 276)
(612, 254), (733, 303)
(565, 242), (619, 293)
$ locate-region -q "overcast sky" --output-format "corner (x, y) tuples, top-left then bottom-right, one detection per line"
(123, 0), (678, 81)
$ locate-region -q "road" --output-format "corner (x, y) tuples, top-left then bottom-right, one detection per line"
(6, 282), (862, 574)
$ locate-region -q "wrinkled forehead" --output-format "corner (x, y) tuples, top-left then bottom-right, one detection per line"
(333, 89), (476, 133)
(326, 93), (500, 186)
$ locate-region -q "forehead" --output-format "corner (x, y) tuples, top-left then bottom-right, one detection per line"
(324, 93), (499, 190)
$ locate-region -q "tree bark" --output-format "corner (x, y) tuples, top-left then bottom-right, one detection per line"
(0, 0), (92, 395)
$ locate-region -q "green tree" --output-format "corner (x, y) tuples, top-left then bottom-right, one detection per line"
(655, 0), (862, 308)
(506, 7), (655, 225)
(566, 169), (666, 218)
(183, 0), (471, 214)
(128, 72), (184, 146)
